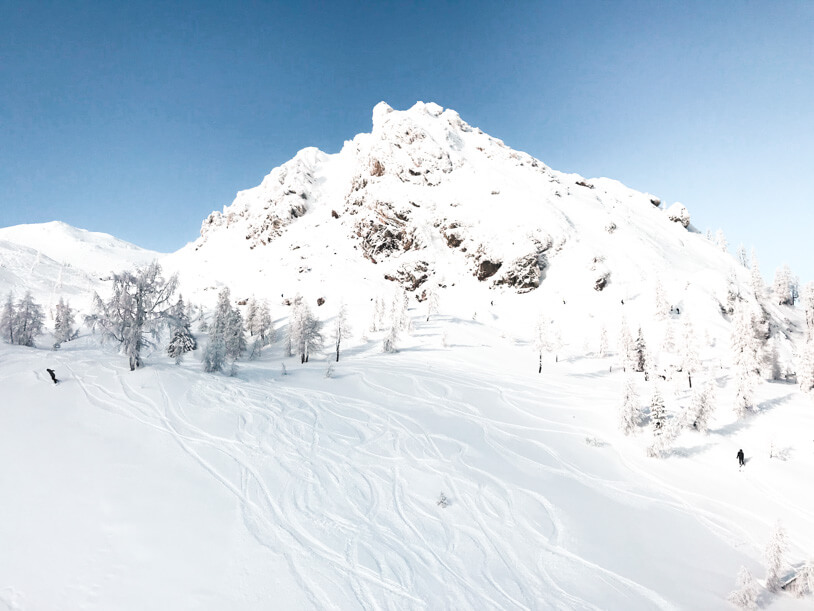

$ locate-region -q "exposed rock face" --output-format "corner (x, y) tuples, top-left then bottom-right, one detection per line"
(666, 202), (691, 228)
(200, 148), (324, 249)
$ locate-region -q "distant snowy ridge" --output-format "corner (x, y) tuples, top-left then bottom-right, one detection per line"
(0, 221), (161, 312)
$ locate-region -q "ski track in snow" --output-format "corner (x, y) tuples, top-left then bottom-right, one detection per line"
(51, 347), (695, 610)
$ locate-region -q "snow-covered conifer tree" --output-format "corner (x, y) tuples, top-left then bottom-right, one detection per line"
(333, 302), (351, 362)
(202, 288), (236, 372)
(802, 282), (814, 337)
(225, 309), (247, 360)
(634, 328), (647, 373)
(167, 329), (197, 364)
(799, 338), (814, 393)
(1, 292), (16, 344)
(737, 244), (749, 268)
(289, 299), (322, 363)
(382, 322), (399, 353)
(790, 560), (814, 598)
(750, 250), (764, 301)
(650, 385), (666, 434)
(619, 376), (641, 435)
(731, 303), (759, 417)
(165, 295), (196, 363)
(681, 320), (700, 388)
(13, 292), (45, 347)
(691, 378), (716, 433)
(88, 262), (178, 370)
(370, 296), (385, 332)
(203, 336), (227, 372)
(257, 301), (273, 344)
(245, 298), (258, 336)
(727, 567), (758, 610)
(661, 321), (676, 354)
(715, 229), (728, 253)
(425, 289), (439, 322)
(53, 297), (77, 346)
(618, 317), (634, 372)
(598, 325), (608, 357)
(654, 280), (669, 320)
(765, 521), (788, 593)
(762, 335), (782, 381)
(773, 264), (794, 306)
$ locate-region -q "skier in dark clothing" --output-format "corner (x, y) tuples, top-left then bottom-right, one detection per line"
(46, 368), (58, 384)
(736, 448), (745, 467)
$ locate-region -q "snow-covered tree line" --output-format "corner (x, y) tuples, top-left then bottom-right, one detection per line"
(1, 291), (45, 347)
(1, 291), (77, 349)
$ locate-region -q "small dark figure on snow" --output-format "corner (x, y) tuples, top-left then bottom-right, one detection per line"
(737, 448), (745, 467)
(46, 368), (58, 384)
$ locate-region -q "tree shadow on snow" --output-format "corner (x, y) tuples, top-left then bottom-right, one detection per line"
(757, 392), (795, 414)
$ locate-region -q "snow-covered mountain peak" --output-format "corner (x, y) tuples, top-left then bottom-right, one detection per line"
(172, 102), (758, 340)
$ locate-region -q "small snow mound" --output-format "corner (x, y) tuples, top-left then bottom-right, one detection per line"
(666, 202), (690, 228)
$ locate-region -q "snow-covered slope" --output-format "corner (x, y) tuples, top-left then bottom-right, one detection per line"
(0, 221), (161, 313)
(2, 319), (812, 609)
(1, 103), (812, 609)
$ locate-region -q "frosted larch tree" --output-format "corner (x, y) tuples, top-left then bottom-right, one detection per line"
(680, 320), (700, 388)
(13, 292), (45, 347)
(333, 302), (351, 362)
(737, 244), (749, 268)
(765, 521), (788, 593)
(799, 338), (814, 393)
(715, 229), (728, 252)
(634, 327), (647, 373)
(245, 298), (259, 336)
(654, 280), (669, 320)
(789, 560), (814, 598)
(650, 384), (666, 435)
(619, 376), (641, 435)
(750, 250), (764, 301)
(425, 289), (439, 322)
(802, 282), (814, 337)
(53, 297), (77, 347)
(772, 264), (794, 305)
(731, 303), (759, 417)
(87, 263), (178, 370)
(0, 293), (14, 344)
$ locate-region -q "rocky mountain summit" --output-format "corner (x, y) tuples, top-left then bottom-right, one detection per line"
(188, 102), (708, 305)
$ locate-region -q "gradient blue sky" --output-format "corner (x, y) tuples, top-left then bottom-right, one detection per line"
(1, 1), (812, 282)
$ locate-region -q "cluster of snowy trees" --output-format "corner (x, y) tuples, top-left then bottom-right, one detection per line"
(1, 291), (76, 349)
(728, 521), (814, 608)
(285, 296), (322, 364)
(371, 288), (412, 354)
(1, 292), (45, 347)
(203, 288), (248, 373)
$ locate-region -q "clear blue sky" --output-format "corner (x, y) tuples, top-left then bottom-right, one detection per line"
(1, 1), (812, 282)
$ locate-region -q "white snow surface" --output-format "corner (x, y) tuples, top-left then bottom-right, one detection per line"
(1, 102), (813, 609)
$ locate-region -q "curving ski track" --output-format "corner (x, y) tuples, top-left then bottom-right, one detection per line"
(51, 349), (752, 609)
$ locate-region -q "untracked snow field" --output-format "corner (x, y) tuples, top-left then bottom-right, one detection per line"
(2, 317), (813, 610)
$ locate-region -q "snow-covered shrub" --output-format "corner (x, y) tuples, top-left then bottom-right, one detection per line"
(727, 566), (758, 609)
